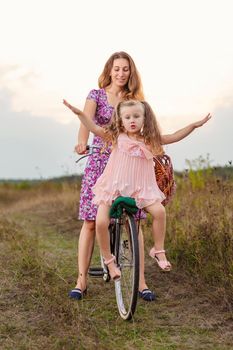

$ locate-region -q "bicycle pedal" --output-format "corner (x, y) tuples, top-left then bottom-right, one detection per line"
(88, 267), (104, 277)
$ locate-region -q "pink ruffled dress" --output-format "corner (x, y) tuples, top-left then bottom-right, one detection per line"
(92, 133), (165, 209)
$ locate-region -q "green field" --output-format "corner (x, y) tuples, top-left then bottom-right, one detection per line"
(0, 167), (232, 350)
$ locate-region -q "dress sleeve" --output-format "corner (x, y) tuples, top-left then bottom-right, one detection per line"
(86, 89), (99, 103)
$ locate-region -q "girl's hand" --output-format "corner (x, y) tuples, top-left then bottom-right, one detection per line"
(64, 98), (105, 139)
(63, 99), (84, 117)
(194, 113), (212, 128)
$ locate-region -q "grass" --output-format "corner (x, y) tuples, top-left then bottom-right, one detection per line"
(0, 169), (233, 349)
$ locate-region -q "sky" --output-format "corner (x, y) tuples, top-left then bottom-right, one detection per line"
(0, 0), (233, 179)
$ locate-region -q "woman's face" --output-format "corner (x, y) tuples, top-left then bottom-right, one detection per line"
(110, 58), (130, 87)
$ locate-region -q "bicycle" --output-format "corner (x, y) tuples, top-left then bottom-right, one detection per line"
(76, 145), (140, 320)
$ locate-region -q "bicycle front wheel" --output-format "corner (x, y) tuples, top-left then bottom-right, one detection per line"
(114, 213), (139, 320)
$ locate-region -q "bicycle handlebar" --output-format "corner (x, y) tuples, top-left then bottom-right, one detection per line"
(75, 145), (110, 163)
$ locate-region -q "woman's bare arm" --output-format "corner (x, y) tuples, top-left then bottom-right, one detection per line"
(76, 123), (90, 154)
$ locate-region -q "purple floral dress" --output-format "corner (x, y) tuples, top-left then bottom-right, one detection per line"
(79, 89), (113, 220)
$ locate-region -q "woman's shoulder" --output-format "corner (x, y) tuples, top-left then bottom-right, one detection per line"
(86, 88), (104, 102)
(87, 88), (109, 104)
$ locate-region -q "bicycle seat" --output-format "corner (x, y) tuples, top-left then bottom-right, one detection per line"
(110, 196), (138, 218)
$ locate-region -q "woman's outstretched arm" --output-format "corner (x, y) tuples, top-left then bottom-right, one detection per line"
(161, 113), (212, 145)
(63, 99), (106, 139)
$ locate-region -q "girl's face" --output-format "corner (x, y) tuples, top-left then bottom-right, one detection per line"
(120, 103), (145, 136)
(110, 58), (130, 87)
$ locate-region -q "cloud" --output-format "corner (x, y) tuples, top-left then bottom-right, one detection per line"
(0, 89), (80, 179)
(0, 64), (18, 79)
(166, 101), (233, 170)
(0, 64), (38, 87)
(0, 62), (70, 124)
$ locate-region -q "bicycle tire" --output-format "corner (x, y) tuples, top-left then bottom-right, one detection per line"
(114, 212), (139, 320)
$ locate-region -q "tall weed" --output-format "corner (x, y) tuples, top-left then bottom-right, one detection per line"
(165, 167), (233, 302)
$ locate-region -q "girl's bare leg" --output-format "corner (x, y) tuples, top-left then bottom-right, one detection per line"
(96, 204), (120, 279)
(75, 220), (95, 291)
(145, 202), (167, 261)
(95, 204), (111, 258)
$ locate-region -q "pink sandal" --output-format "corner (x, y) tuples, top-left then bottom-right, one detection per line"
(104, 255), (121, 281)
(149, 248), (172, 271)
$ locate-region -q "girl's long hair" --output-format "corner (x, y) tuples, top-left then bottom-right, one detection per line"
(105, 100), (164, 155)
(98, 51), (144, 100)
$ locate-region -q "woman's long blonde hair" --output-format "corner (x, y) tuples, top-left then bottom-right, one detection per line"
(98, 51), (144, 100)
(105, 100), (164, 155)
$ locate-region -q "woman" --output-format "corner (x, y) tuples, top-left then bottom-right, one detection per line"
(70, 51), (155, 301)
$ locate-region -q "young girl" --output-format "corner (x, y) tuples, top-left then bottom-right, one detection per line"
(64, 99), (211, 280)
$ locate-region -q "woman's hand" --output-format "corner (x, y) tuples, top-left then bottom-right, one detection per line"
(194, 113), (212, 128)
(63, 99), (84, 116)
(74, 143), (88, 154)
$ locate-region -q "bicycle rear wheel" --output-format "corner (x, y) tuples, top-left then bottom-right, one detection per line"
(114, 212), (139, 320)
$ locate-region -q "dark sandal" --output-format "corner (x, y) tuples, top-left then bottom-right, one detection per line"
(138, 288), (156, 302)
(69, 288), (87, 300)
